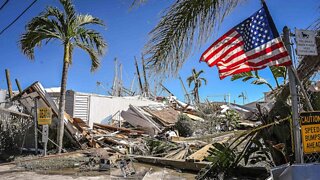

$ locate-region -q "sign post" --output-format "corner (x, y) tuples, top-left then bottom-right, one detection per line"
(42, 125), (49, 156)
(37, 107), (52, 156)
(300, 112), (320, 154)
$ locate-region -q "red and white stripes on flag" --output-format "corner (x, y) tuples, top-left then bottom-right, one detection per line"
(200, 7), (291, 79)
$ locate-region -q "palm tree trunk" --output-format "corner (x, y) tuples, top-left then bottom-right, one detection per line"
(194, 86), (199, 104)
(57, 42), (70, 154)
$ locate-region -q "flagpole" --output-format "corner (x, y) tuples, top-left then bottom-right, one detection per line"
(283, 26), (303, 163)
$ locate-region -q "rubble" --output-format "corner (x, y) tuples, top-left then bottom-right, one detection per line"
(0, 80), (266, 179)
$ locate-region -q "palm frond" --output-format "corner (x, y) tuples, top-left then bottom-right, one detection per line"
(231, 72), (253, 81)
(25, 16), (62, 39)
(75, 14), (104, 27)
(76, 42), (100, 71)
(40, 6), (67, 40)
(60, 0), (76, 23)
(20, 31), (58, 59)
(76, 28), (107, 55)
(200, 77), (207, 85)
(187, 76), (194, 87)
(269, 66), (286, 87)
(145, 0), (241, 76)
(130, 0), (148, 9)
(20, 0), (107, 70)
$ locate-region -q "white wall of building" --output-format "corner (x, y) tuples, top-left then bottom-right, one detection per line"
(87, 95), (162, 127)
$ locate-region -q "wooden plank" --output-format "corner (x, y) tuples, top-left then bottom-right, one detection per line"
(131, 155), (210, 172)
(187, 144), (213, 161)
(93, 123), (145, 135)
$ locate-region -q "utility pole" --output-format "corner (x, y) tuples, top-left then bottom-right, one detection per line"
(134, 56), (144, 95)
(119, 63), (123, 97)
(112, 58), (118, 96)
(178, 76), (191, 104)
(130, 73), (136, 93)
(15, 78), (22, 93)
(283, 26), (303, 163)
(141, 55), (149, 97)
(5, 69), (13, 99)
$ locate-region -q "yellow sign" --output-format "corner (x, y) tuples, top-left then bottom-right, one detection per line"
(300, 112), (320, 154)
(37, 107), (52, 125)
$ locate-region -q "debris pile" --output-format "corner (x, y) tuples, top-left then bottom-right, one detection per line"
(0, 80), (266, 179)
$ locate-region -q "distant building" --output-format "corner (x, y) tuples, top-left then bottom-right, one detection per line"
(46, 89), (163, 127)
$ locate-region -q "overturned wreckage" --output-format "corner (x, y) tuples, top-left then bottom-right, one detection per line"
(0, 81), (268, 179)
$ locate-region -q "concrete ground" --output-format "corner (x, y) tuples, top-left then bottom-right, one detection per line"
(0, 162), (196, 180)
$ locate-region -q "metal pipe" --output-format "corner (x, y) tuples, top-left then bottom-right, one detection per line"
(283, 26), (303, 163)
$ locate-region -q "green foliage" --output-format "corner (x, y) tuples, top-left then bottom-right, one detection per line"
(145, 0), (242, 76)
(223, 110), (240, 130)
(197, 110), (292, 179)
(231, 70), (275, 90)
(19, 0), (107, 71)
(174, 114), (193, 137)
(207, 143), (237, 169)
(145, 138), (178, 155)
(231, 66), (288, 91)
(270, 66), (286, 81)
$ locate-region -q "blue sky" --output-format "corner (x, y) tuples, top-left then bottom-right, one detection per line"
(0, 0), (319, 104)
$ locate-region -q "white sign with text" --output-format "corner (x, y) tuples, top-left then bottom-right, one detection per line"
(296, 29), (318, 56)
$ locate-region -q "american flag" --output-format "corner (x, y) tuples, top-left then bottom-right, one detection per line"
(200, 6), (291, 79)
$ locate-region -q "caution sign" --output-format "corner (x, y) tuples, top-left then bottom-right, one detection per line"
(37, 107), (52, 125)
(300, 112), (320, 154)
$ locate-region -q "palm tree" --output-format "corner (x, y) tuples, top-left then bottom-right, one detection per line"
(20, 0), (107, 153)
(187, 68), (207, 104)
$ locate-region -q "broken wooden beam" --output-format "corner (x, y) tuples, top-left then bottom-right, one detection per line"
(5, 69), (13, 98)
(131, 155), (210, 172)
(15, 78), (22, 93)
(93, 123), (145, 135)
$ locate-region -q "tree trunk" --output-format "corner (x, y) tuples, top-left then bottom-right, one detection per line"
(57, 42), (71, 154)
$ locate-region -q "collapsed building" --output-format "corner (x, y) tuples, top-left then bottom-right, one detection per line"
(0, 80), (268, 179)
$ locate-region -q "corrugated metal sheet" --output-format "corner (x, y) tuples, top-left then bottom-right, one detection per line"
(73, 93), (90, 123)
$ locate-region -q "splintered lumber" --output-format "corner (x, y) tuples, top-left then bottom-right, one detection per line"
(11, 82), (83, 148)
(121, 109), (159, 135)
(184, 113), (204, 121)
(131, 155), (210, 172)
(187, 144), (213, 161)
(141, 106), (179, 126)
(129, 105), (162, 131)
(165, 147), (189, 160)
(93, 123), (145, 135)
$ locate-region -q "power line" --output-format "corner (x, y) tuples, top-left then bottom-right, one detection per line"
(0, 0), (9, 10)
(0, 0), (38, 36)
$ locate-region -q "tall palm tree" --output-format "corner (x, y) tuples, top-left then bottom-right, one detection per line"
(20, 0), (107, 153)
(187, 68), (207, 104)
